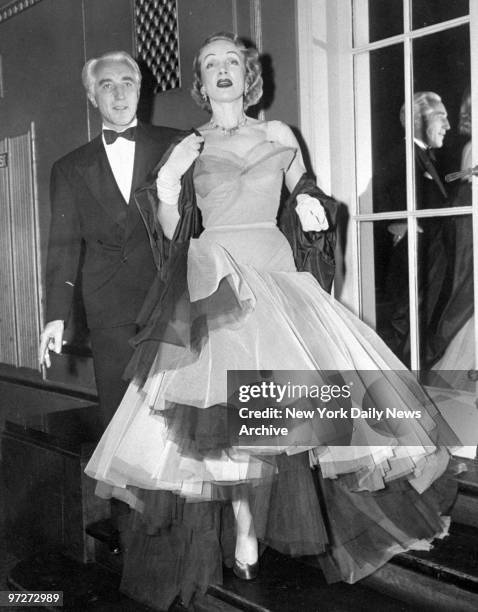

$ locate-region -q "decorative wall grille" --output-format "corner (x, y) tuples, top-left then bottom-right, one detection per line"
(0, 0), (44, 24)
(134, 0), (180, 92)
(0, 123), (42, 369)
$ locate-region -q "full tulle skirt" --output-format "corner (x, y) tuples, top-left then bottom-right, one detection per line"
(85, 236), (463, 609)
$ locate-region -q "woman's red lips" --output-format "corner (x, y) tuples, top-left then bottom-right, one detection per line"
(217, 79), (232, 87)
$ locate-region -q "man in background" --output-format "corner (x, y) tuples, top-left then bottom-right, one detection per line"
(381, 92), (451, 364)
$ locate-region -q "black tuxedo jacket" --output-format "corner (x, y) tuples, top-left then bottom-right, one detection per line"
(414, 144), (448, 209)
(45, 121), (179, 330)
(375, 142), (448, 213)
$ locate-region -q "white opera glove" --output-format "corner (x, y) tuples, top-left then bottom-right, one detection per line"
(156, 166), (181, 208)
(156, 133), (203, 208)
(295, 194), (329, 232)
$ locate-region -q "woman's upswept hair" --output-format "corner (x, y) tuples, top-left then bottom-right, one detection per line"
(82, 51), (141, 96)
(191, 32), (263, 112)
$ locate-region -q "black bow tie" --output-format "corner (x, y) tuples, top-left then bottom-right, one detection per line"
(426, 147), (436, 162)
(103, 126), (136, 145)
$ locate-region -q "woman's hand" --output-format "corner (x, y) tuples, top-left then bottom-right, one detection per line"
(156, 133), (204, 239)
(156, 133), (204, 206)
(295, 195), (329, 232)
(162, 133), (204, 182)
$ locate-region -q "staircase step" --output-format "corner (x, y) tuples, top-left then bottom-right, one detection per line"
(85, 519), (119, 548)
(85, 519), (122, 574)
(8, 548), (411, 612)
(7, 551), (152, 611)
(393, 523), (478, 591)
(364, 523), (478, 611)
(84, 520), (409, 610)
(19, 524), (478, 611)
(210, 548), (412, 612)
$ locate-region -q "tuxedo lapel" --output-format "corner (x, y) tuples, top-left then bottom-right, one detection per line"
(124, 123), (159, 239)
(130, 123), (152, 194)
(416, 145), (447, 200)
(80, 136), (128, 227)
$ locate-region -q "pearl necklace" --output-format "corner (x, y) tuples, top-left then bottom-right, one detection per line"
(209, 115), (247, 136)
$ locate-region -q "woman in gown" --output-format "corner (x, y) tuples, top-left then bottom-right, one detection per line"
(85, 32), (462, 611)
(432, 87), (474, 390)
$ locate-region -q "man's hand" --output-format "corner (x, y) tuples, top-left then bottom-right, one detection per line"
(39, 320), (64, 368)
(388, 221), (423, 246)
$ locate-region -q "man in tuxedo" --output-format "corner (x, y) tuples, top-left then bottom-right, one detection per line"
(379, 92), (451, 364)
(39, 51), (178, 429)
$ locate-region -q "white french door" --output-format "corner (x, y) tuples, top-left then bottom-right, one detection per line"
(297, 0), (477, 388)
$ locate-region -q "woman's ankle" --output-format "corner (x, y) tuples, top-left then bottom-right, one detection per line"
(235, 534), (258, 565)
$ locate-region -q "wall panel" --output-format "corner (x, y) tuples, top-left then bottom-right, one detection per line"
(9, 128), (41, 369)
(0, 136), (16, 366)
(0, 126), (41, 370)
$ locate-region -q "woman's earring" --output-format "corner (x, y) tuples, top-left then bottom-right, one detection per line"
(201, 89), (208, 101)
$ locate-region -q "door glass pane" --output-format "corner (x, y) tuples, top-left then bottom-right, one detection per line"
(353, 0), (403, 46)
(412, 0), (468, 30)
(420, 213), (474, 391)
(360, 220), (411, 365)
(354, 5), (474, 377)
(413, 25), (470, 209)
(356, 44), (405, 214)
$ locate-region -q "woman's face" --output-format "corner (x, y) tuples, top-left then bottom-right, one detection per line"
(458, 93), (471, 137)
(198, 39), (246, 105)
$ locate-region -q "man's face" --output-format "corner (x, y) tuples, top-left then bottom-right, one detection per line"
(425, 102), (450, 148)
(88, 59), (140, 130)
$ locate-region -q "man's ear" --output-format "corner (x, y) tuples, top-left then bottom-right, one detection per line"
(87, 93), (98, 108)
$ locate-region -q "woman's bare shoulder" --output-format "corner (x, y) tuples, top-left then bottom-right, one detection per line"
(265, 120), (298, 146)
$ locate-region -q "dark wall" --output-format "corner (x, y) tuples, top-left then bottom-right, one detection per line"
(0, 0), (137, 389)
(152, 0), (299, 129)
(0, 0), (300, 391)
(0, 0), (135, 270)
(153, 0), (246, 129)
(261, 0), (299, 127)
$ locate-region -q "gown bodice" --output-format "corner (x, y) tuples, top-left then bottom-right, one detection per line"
(193, 140), (296, 229)
(191, 138), (298, 272)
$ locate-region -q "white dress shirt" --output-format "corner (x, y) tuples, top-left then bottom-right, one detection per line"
(102, 119), (137, 203)
(414, 137), (428, 151)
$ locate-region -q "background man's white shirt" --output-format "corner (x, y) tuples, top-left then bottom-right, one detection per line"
(102, 119), (137, 203)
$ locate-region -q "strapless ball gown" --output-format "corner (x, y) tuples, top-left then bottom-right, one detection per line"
(85, 127), (462, 610)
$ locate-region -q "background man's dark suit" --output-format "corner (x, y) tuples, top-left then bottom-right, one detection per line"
(377, 142), (451, 363)
(45, 121), (177, 427)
